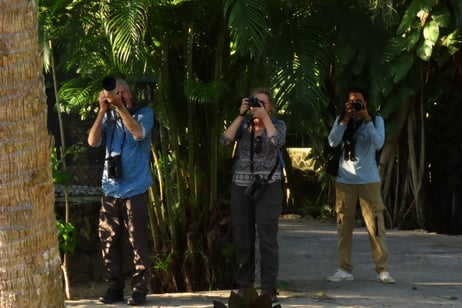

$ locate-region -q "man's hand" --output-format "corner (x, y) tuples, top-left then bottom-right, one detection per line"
(98, 91), (109, 112)
(340, 101), (355, 125)
(354, 107), (371, 121)
(102, 90), (126, 110)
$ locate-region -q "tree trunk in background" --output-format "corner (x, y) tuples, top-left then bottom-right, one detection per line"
(0, 0), (64, 307)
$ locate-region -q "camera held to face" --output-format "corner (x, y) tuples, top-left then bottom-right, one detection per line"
(351, 100), (364, 111)
(248, 96), (262, 108)
(107, 155), (123, 179)
(102, 76), (118, 94)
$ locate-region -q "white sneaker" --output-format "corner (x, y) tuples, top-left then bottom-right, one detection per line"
(327, 269), (354, 281)
(378, 271), (396, 284)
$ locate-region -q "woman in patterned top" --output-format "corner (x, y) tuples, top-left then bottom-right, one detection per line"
(220, 87), (286, 308)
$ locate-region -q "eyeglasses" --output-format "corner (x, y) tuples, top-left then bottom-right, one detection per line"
(254, 136), (263, 154)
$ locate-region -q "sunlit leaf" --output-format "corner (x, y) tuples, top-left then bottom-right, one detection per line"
(224, 0), (271, 58)
(423, 20), (439, 43)
(397, 0), (436, 35)
(416, 39), (434, 60)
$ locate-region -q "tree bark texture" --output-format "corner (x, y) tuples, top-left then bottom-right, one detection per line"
(0, 0), (64, 307)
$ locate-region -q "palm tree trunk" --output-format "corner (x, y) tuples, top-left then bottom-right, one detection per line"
(0, 1), (64, 307)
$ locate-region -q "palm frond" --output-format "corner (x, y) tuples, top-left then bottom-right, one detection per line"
(58, 78), (100, 116)
(224, 0), (271, 58)
(103, 0), (152, 66)
(184, 78), (229, 105)
(266, 2), (333, 132)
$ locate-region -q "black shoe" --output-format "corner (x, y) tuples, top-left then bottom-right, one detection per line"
(230, 288), (246, 297)
(271, 299), (282, 308)
(127, 291), (147, 306)
(261, 290), (281, 308)
(99, 288), (124, 304)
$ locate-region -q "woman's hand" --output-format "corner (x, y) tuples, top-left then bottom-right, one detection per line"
(250, 103), (269, 119)
(239, 98), (250, 116)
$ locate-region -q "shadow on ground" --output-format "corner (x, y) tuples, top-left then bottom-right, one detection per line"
(66, 217), (462, 307)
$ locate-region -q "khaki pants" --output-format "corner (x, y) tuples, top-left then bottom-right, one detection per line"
(335, 182), (389, 274)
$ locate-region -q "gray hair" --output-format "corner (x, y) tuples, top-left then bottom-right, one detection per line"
(116, 78), (130, 91)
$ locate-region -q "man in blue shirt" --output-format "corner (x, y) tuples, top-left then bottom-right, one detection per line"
(88, 78), (154, 305)
(326, 87), (395, 284)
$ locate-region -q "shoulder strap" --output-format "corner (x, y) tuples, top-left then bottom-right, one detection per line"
(249, 121), (255, 174)
(265, 154), (280, 182)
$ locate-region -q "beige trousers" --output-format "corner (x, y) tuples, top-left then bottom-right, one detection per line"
(335, 182), (389, 274)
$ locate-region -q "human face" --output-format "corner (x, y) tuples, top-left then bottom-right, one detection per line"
(348, 92), (367, 106)
(252, 93), (271, 112)
(117, 85), (133, 108)
(346, 91), (367, 113)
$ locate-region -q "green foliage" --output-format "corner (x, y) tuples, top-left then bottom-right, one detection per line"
(56, 220), (78, 255)
(152, 251), (174, 273)
(40, 0), (462, 294)
(51, 147), (73, 186)
(51, 143), (84, 256)
(185, 79), (229, 105)
(224, 0), (271, 58)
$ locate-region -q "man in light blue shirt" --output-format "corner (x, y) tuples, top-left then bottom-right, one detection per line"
(88, 78), (154, 305)
(326, 87), (395, 284)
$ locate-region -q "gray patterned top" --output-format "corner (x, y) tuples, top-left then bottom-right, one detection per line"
(220, 117), (286, 186)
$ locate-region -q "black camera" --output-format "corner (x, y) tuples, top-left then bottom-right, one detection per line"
(248, 96), (262, 108)
(351, 100), (364, 111)
(244, 175), (268, 201)
(102, 76), (118, 94)
(107, 155), (122, 179)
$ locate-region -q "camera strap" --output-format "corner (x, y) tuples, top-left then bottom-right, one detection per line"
(266, 155), (280, 181)
(107, 111), (126, 159)
(250, 120), (255, 174)
(249, 119), (280, 181)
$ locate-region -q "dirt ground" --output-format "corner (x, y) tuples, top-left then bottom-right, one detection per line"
(66, 216), (462, 307)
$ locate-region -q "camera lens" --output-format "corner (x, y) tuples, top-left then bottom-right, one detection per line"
(102, 76), (118, 94)
(248, 97), (261, 108)
(352, 100), (364, 111)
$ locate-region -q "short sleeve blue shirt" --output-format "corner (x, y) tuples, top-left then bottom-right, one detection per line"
(100, 106), (154, 198)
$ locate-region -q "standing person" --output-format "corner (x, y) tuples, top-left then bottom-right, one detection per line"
(88, 78), (154, 305)
(220, 87), (286, 308)
(326, 87), (395, 284)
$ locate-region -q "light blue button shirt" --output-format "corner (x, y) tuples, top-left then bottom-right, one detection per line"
(100, 106), (154, 198)
(328, 115), (385, 184)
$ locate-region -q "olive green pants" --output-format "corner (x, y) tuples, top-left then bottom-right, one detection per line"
(335, 182), (389, 274)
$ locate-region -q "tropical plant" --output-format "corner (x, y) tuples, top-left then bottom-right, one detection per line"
(51, 145), (82, 299)
(370, 0), (462, 231)
(306, 0), (462, 233)
(56, 220), (78, 255)
(0, 0), (64, 306)
(37, 0), (462, 295)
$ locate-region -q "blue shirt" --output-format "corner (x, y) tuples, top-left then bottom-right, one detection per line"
(100, 106), (154, 198)
(328, 115), (385, 184)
